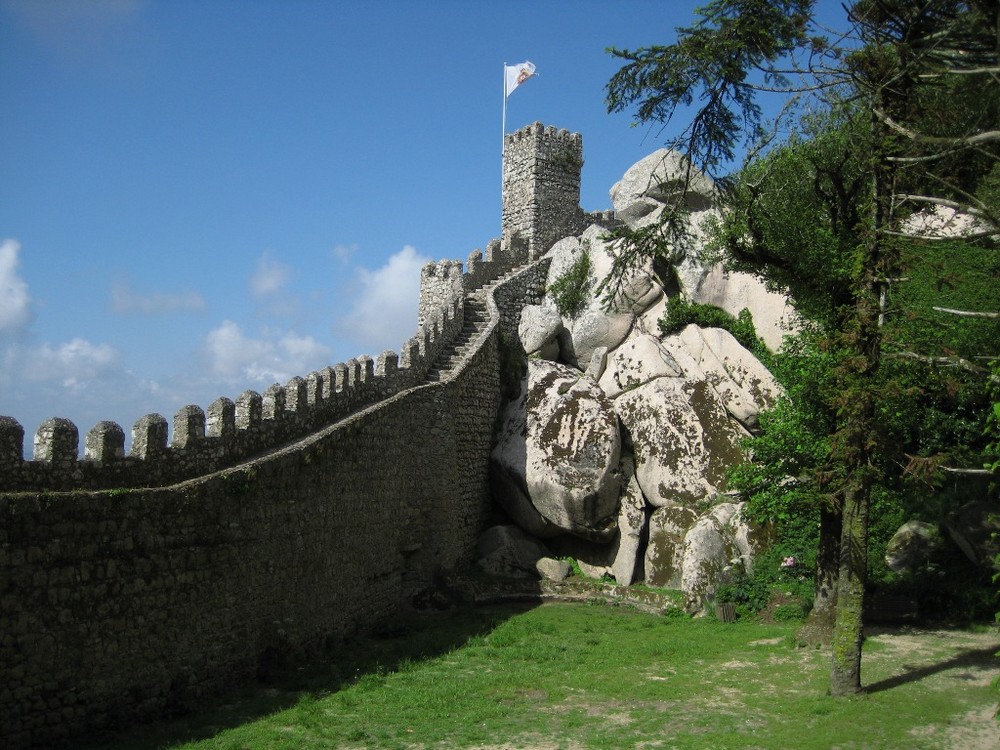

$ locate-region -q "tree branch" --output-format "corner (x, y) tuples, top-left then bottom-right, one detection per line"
(885, 351), (989, 375)
(940, 466), (994, 476)
(932, 306), (1000, 319)
(874, 108), (1000, 148)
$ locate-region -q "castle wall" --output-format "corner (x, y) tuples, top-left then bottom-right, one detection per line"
(1, 258), (554, 749)
(502, 122), (592, 260)
(0, 285), (464, 494)
(0, 121), (585, 749)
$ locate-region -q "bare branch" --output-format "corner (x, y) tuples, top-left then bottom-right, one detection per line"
(895, 194), (992, 220)
(919, 66), (1000, 76)
(885, 351), (989, 375)
(932, 306), (1000, 319)
(884, 227), (1000, 241)
(874, 108), (1000, 149)
(940, 466), (995, 476)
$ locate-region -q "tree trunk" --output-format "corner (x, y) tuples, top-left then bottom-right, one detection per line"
(798, 506), (840, 646)
(829, 88), (898, 695)
(830, 474), (871, 695)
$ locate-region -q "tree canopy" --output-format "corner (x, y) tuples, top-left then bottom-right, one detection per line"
(605, 0), (999, 696)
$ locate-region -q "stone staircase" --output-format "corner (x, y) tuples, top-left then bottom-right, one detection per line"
(424, 290), (490, 382)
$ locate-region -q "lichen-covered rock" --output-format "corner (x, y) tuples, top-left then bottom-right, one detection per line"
(680, 502), (746, 614)
(664, 325), (781, 431)
(558, 308), (635, 370)
(610, 149), (716, 215)
(644, 505), (698, 588)
(476, 524), (551, 579)
(519, 303), (563, 359)
(543, 226), (661, 368)
(611, 463), (648, 585)
(536, 556), (572, 581)
(547, 455), (649, 585)
(728, 505), (773, 577)
(584, 226), (662, 316)
(885, 520), (944, 574)
(693, 264), (800, 352)
(598, 332), (682, 398)
(613, 376), (745, 507)
(492, 359), (622, 541)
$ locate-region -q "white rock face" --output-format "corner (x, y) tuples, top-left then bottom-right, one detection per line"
(543, 225), (664, 368)
(680, 502), (746, 614)
(519, 303), (563, 359)
(536, 557), (572, 581)
(583, 225), (662, 315)
(598, 332), (682, 399)
(662, 325), (781, 431)
(549, 456), (649, 585)
(613, 375), (746, 507)
(694, 264), (800, 351)
(558, 308), (635, 370)
(492, 359), (622, 541)
(644, 505), (698, 588)
(610, 149), (716, 214)
(611, 466), (648, 585)
(484, 146), (789, 597)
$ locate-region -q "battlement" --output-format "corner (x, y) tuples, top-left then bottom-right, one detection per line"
(0, 119), (581, 747)
(502, 122), (591, 260)
(0, 230), (533, 493)
(504, 122), (582, 148)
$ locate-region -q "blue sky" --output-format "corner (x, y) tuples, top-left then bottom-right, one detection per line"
(1, 0), (845, 454)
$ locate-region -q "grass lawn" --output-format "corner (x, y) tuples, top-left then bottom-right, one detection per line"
(83, 602), (1000, 750)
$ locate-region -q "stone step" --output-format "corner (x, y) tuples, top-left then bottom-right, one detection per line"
(424, 261), (532, 383)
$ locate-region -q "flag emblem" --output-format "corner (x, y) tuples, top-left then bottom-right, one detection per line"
(504, 61), (536, 98)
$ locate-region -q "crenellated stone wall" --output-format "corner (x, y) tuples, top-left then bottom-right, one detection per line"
(0, 258), (556, 749)
(502, 122), (610, 260)
(0, 122), (589, 749)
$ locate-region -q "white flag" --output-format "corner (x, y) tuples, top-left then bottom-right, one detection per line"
(504, 61), (536, 98)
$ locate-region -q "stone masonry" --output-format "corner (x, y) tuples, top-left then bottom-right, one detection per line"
(0, 122), (583, 749)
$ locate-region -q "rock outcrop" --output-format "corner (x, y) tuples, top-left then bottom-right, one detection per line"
(492, 359), (621, 542)
(483, 147), (790, 613)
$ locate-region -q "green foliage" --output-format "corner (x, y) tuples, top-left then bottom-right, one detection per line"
(560, 556), (585, 579)
(708, 110), (866, 328)
(547, 245), (592, 318)
(658, 297), (770, 363)
(606, 0), (813, 174)
(714, 545), (815, 621)
(606, 0), (999, 696)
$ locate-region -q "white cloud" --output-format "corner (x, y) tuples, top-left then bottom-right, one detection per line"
(331, 243), (358, 263)
(250, 254), (293, 299)
(23, 338), (120, 389)
(110, 281), (206, 315)
(0, 239), (32, 334)
(203, 320), (331, 385)
(339, 245), (430, 354)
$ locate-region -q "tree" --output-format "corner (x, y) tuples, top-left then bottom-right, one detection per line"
(604, 0), (999, 696)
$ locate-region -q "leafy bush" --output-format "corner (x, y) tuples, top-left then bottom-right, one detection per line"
(658, 297), (771, 363)
(548, 246), (592, 318)
(714, 546), (815, 621)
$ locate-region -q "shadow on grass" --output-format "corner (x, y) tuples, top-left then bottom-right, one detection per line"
(77, 601), (536, 750)
(865, 644), (999, 695)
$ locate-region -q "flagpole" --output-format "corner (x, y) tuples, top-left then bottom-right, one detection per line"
(501, 62), (507, 218)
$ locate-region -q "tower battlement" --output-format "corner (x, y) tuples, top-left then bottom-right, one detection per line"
(502, 122), (593, 260)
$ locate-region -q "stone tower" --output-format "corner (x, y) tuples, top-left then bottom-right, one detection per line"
(502, 122), (585, 260)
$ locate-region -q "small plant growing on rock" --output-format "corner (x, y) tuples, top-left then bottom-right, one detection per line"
(548, 245), (592, 318)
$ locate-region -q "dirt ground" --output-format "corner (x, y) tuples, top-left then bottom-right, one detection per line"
(863, 626), (1000, 750)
